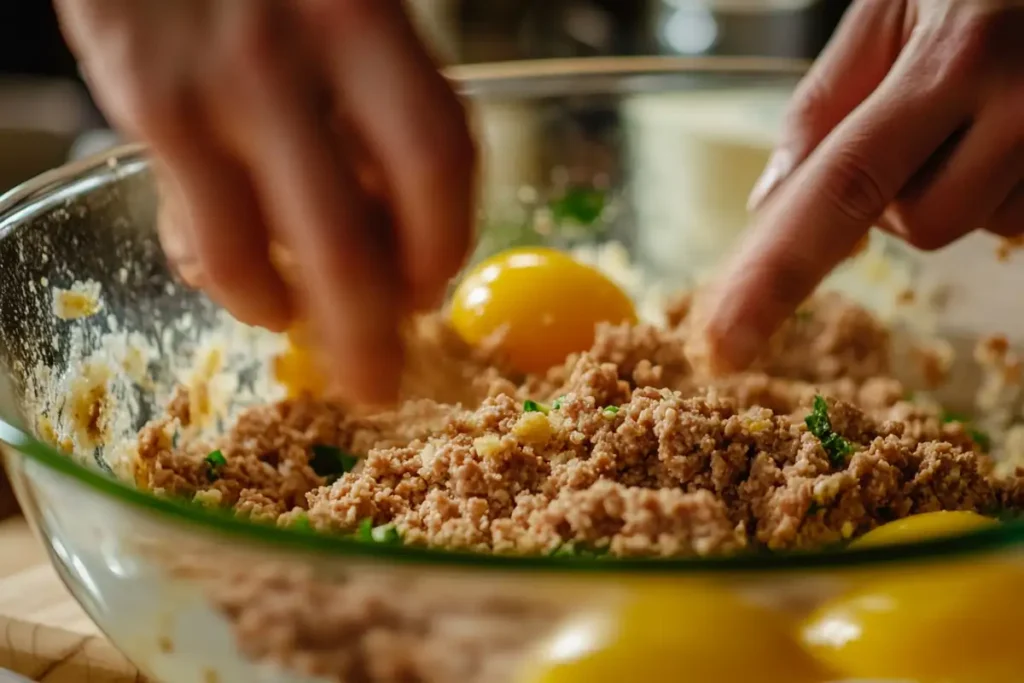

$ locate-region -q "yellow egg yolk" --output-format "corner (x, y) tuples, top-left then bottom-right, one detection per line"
(449, 247), (638, 375)
(521, 584), (828, 683)
(851, 510), (998, 549)
(801, 560), (1024, 683)
(273, 326), (325, 399)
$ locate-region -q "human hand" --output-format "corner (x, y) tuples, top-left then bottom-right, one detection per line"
(54, 0), (476, 404)
(698, 0), (1024, 373)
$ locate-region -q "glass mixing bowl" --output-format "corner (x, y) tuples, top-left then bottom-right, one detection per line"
(2, 56), (1024, 683)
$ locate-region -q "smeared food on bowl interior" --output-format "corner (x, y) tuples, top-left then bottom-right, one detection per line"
(130, 245), (1024, 558)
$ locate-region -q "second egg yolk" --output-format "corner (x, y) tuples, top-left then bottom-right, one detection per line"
(521, 584), (828, 683)
(851, 510), (998, 549)
(801, 560), (1024, 683)
(449, 247), (638, 375)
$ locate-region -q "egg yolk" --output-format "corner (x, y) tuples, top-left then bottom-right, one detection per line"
(449, 247), (637, 375)
(273, 326), (325, 398)
(521, 584), (828, 683)
(851, 510), (998, 549)
(801, 560), (1024, 683)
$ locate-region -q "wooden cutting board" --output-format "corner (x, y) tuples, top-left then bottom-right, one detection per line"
(0, 517), (149, 682)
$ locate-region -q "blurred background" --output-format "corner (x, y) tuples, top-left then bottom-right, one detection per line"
(0, 0), (852, 194)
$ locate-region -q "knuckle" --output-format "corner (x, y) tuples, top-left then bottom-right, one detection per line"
(789, 76), (832, 125)
(783, 79), (832, 150)
(918, 10), (994, 89)
(820, 151), (889, 225)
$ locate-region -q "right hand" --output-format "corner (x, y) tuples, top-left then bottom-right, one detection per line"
(55, 0), (477, 405)
(697, 0), (1024, 374)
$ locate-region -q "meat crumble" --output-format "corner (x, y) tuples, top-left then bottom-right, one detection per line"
(133, 292), (1018, 559)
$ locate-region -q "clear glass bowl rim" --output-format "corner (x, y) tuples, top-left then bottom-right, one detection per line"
(1, 55), (1020, 575)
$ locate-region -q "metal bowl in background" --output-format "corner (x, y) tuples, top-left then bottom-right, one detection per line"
(1, 57), (1024, 683)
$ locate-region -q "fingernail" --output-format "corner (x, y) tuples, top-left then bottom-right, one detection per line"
(748, 148), (795, 212)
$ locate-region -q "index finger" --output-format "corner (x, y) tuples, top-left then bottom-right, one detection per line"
(701, 34), (970, 372)
(208, 2), (405, 404)
(302, 0), (476, 312)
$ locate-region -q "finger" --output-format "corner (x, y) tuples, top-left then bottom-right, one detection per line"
(208, 2), (404, 404)
(302, 0), (476, 311)
(748, 0), (907, 210)
(704, 32), (971, 372)
(56, 1), (294, 332)
(891, 113), (1024, 250)
(988, 185), (1024, 237)
(154, 165), (203, 289)
(157, 141), (294, 332)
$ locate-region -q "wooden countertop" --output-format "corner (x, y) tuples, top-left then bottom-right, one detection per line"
(0, 517), (147, 682)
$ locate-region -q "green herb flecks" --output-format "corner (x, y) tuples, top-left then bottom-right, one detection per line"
(373, 525), (401, 544)
(290, 511), (313, 532)
(550, 542), (611, 559)
(205, 449), (227, 480)
(549, 187), (607, 226)
(523, 399), (549, 415)
(601, 405), (619, 419)
(995, 507), (1023, 523)
(552, 396), (565, 410)
(355, 518), (402, 545)
(969, 427), (992, 453)
(310, 444), (360, 484)
(805, 396), (854, 467)
(939, 410), (992, 453)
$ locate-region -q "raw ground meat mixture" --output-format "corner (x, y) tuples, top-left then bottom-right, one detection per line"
(133, 292), (1022, 558)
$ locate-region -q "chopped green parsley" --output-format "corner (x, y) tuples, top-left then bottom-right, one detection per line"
(205, 449), (227, 480)
(805, 396), (854, 467)
(310, 444), (359, 484)
(523, 399), (549, 415)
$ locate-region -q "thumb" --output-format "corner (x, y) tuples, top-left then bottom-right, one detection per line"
(748, 0), (907, 211)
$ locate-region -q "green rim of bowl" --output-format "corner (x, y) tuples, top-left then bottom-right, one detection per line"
(2, 56), (1024, 575)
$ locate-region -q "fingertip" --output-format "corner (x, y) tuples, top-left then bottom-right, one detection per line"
(200, 245), (295, 331)
(687, 285), (767, 376)
(704, 312), (766, 375)
(329, 335), (404, 407)
(255, 302), (294, 334)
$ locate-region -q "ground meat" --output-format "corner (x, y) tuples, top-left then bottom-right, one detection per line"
(128, 291), (1024, 682)
(749, 292), (892, 384)
(135, 297), (1015, 558)
(143, 546), (567, 683)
